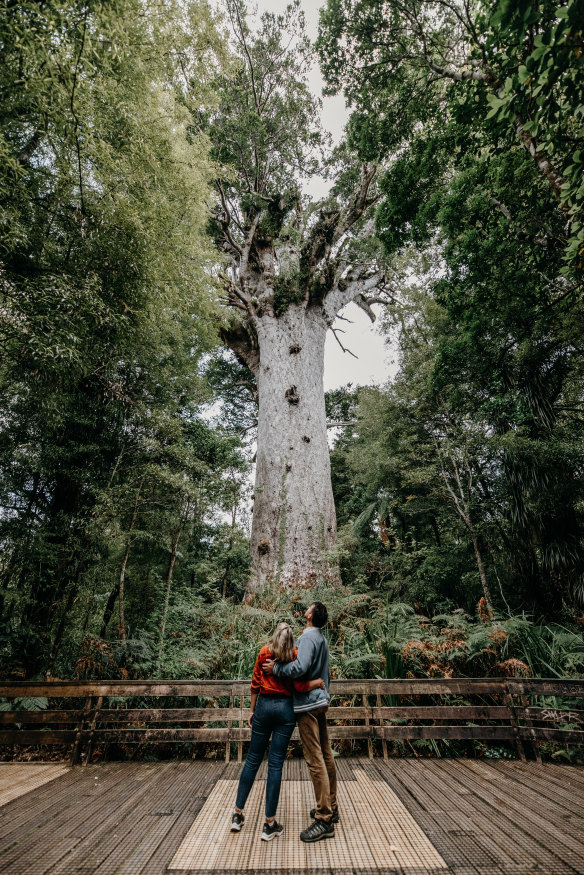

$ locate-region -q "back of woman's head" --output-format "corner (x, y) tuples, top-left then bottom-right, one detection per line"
(269, 622), (295, 663)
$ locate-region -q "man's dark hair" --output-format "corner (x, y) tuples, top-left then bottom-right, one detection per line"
(310, 602), (328, 628)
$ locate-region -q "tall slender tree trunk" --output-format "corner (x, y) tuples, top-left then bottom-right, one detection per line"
(47, 582), (77, 674)
(157, 517), (184, 670)
(439, 455), (494, 612)
(100, 585), (118, 639)
(245, 305), (338, 600)
(119, 478), (143, 641)
(118, 542), (131, 641)
(468, 525), (494, 612)
(222, 502), (237, 599)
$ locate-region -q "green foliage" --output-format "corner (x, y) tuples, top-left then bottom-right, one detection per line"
(273, 271), (305, 316)
(0, 0), (254, 677)
(145, 586), (584, 683)
(320, 0), (584, 620)
(2, 0), (583, 699)
(326, 246), (584, 618)
(318, 0), (584, 275)
(209, 1), (323, 206)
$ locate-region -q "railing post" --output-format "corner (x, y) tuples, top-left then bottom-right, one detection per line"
(237, 690), (244, 764)
(505, 683), (527, 762)
(71, 696), (93, 766)
(225, 692), (233, 763)
(518, 683), (542, 765)
(82, 695), (103, 767)
(362, 693), (373, 758)
(376, 693), (388, 759)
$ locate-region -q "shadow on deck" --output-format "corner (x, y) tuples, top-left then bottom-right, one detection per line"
(0, 758), (583, 874)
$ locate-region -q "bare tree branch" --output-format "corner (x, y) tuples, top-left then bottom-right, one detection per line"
(331, 326), (358, 358)
(229, 0), (260, 113)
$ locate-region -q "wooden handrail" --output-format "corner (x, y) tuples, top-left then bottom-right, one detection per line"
(1, 677), (582, 696)
(1, 677), (582, 764)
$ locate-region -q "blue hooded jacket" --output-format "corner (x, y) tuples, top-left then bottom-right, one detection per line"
(273, 625), (330, 713)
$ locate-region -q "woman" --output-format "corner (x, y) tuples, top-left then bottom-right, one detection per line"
(231, 622), (325, 841)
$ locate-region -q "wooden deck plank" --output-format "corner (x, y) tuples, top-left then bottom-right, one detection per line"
(136, 761), (227, 875)
(486, 759), (584, 819)
(453, 759), (584, 866)
(1, 763), (170, 874)
(47, 762), (183, 874)
(356, 767), (448, 869)
(493, 760), (584, 800)
(0, 763), (86, 838)
(0, 764), (150, 874)
(456, 758), (584, 847)
(44, 762), (180, 874)
(423, 758), (567, 872)
(0, 762), (130, 853)
(378, 759), (502, 874)
(0, 764), (70, 808)
(91, 761), (225, 875)
(436, 759), (584, 873)
(0, 759), (582, 873)
(342, 769), (414, 870)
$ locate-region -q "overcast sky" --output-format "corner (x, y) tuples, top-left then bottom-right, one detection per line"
(251, 0), (396, 391)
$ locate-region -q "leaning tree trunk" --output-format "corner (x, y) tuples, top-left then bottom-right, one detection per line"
(246, 304), (339, 599)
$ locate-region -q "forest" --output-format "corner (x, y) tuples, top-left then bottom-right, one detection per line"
(1, 0), (584, 704)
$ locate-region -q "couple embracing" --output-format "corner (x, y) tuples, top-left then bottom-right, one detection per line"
(230, 601), (338, 843)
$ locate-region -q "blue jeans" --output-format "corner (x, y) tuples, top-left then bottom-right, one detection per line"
(235, 693), (295, 819)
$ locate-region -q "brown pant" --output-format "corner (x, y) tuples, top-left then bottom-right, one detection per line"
(297, 706), (337, 822)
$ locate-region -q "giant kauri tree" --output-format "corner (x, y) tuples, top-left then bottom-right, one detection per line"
(210, 1), (391, 597)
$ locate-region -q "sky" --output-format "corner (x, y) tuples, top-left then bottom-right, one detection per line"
(251, 0), (397, 391)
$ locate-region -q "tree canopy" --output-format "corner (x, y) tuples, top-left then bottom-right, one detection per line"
(318, 0), (584, 618)
(1, 0), (583, 690)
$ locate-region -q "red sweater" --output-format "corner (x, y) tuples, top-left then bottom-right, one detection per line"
(250, 645), (311, 696)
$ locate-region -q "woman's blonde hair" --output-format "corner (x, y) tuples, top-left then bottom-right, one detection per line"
(269, 622), (295, 663)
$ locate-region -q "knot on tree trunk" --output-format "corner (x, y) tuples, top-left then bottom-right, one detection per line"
(257, 539), (270, 555)
(285, 386), (300, 405)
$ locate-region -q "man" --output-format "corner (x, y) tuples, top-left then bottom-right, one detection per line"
(262, 601), (338, 843)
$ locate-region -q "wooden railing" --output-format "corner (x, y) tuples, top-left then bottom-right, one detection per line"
(1, 677), (582, 765)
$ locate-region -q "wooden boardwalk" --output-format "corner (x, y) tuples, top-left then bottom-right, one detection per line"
(0, 758), (583, 874)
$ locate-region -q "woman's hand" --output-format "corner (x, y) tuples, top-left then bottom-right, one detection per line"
(248, 711), (254, 729)
(308, 677), (325, 690)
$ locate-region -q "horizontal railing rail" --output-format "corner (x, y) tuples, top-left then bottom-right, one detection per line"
(1, 677), (582, 765)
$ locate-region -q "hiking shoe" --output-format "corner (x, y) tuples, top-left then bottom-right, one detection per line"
(231, 811), (245, 832)
(300, 818), (335, 843)
(261, 820), (284, 841)
(310, 807), (339, 824)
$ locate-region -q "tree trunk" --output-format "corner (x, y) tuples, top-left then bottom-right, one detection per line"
(100, 586), (118, 639)
(430, 516), (442, 548)
(246, 305), (339, 599)
(118, 541), (130, 641)
(119, 478), (143, 641)
(222, 502), (237, 599)
(157, 519), (184, 670)
(47, 582), (77, 674)
(468, 525), (494, 613)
